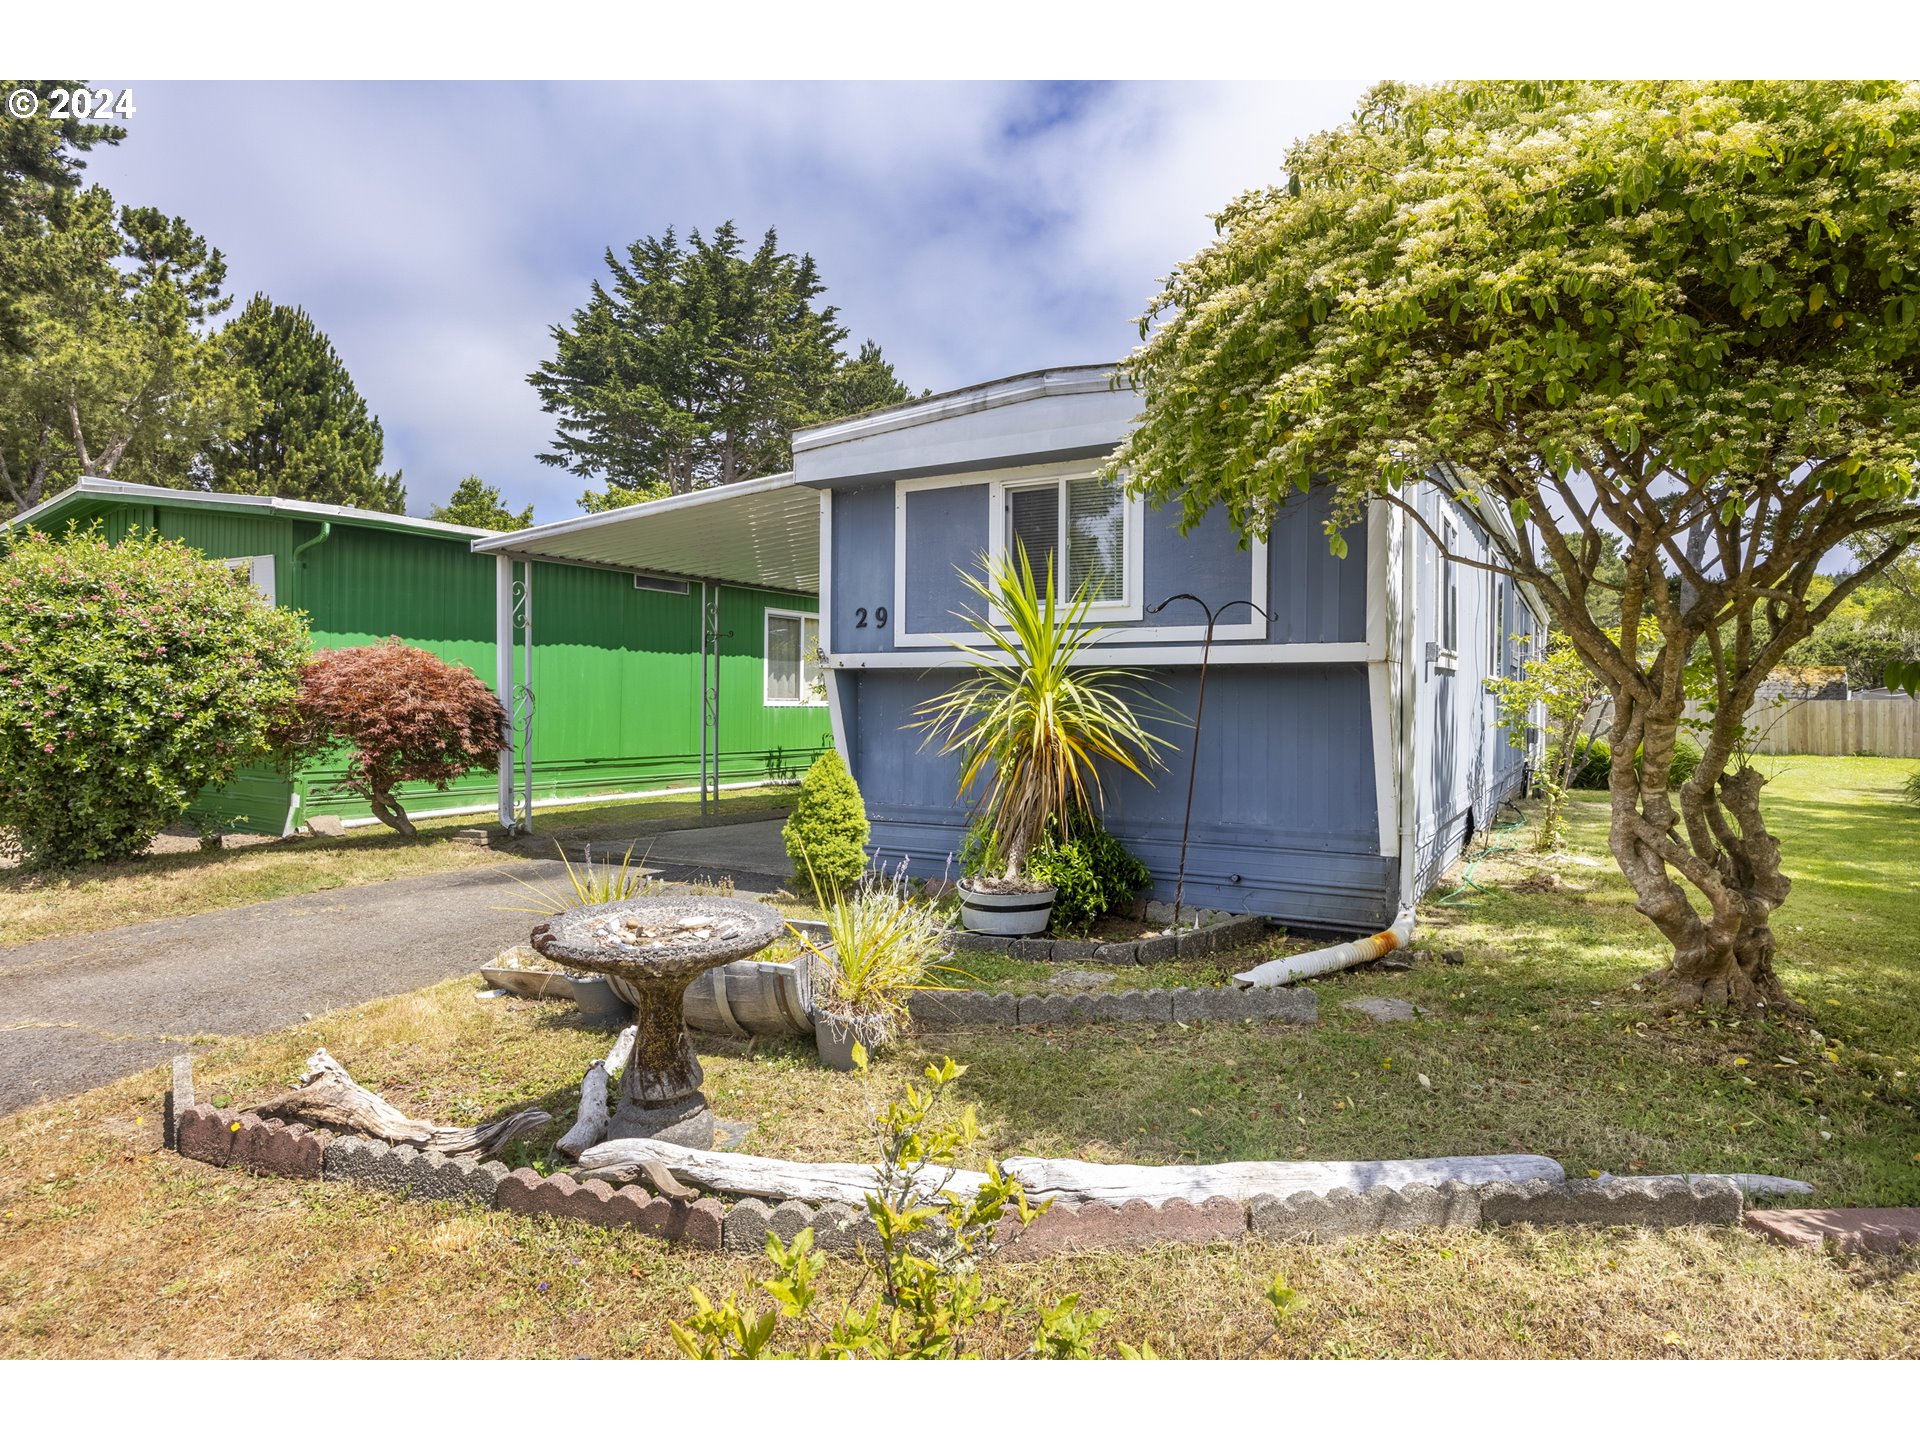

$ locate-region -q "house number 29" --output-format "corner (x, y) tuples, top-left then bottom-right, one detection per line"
(853, 606), (888, 629)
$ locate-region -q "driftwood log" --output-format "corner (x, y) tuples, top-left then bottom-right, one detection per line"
(998, 1154), (1565, 1206)
(577, 1136), (976, 1205)
(574, 1136), (1567, 1206)
(248, 1049), (552, 1158)
(554, 1023), (640, 1160)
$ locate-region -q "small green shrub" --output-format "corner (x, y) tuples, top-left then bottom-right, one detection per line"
(782, 750), (870, 899)
(1569, 737), (1611, 789)
(1570, 734), (1703, 791)
(0, 526), (309, 868)
(1026, 816), (1153, 933)
(1902, 770), (1920, 807)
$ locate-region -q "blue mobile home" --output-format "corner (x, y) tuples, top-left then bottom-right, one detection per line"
(484, 365), (1548, 933)
(796, 366), (1547, 931)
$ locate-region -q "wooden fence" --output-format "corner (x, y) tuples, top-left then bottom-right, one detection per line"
(1737, 697), (1920, 758)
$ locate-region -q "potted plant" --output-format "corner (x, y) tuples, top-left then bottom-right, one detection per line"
(793, 867), (954, 1070)
(913, 544), (1169, 936)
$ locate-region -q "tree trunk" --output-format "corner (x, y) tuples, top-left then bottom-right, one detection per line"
(1606, 702), (1793, 1012)
(367, 790), (417, 837)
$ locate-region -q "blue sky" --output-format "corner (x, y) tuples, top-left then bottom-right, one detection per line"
(83, 80), (1373, 521)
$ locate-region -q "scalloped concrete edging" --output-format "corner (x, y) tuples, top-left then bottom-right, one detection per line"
(909, 983), (1316, 1031)
(160, 1060), (1746, 1257)
(944, 914), (1266, 965)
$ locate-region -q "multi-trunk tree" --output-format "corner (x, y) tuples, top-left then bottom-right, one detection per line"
(529, 222), (913, 510)
(1117, 80), (1920, 1010)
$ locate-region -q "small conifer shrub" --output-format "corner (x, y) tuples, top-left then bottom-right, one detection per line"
(782, 749), (870, 899)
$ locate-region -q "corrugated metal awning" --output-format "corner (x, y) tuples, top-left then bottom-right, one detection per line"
(470, 471), (818, 593)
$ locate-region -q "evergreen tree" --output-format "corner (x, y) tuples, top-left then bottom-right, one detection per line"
(200, 294), (404, 511)
(431, 474), (533, 530)
(529, 222), (911, 509)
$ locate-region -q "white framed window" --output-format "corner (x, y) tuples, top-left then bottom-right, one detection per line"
(765, 609), (824, 706)
(1437, 518), (1459, 670)
(225, 554), (277, 605)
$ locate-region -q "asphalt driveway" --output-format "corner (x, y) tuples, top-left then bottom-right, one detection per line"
(0, 817), (794, 1116)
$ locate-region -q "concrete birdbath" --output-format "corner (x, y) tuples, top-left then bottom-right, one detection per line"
(530, 896), (784, 1148)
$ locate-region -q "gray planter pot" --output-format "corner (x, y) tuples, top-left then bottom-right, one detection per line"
(815, 1012), (887, 1072)
(568, 975), (632, 1024)
(957, 881), (1057, 937)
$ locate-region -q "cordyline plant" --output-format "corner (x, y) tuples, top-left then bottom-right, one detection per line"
(1117, 81), (1920, 1010)
(275, 638), (506, 837)
(0, 526), (308, 867)
(911, 545), (1171, 883)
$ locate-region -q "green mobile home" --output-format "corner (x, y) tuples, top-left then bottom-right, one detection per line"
(8, 479), (831, 833)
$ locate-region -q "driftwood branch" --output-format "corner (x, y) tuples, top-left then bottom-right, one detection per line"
(248, 1048), (551, 1158)
(575, 1136), (1565, 1206)
(555, 1025), (638, 1160)
(556, 1062), (610, 1160)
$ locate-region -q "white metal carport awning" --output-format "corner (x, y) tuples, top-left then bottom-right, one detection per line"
(469, 470), (818, 592)
(470, 472), (822, 833)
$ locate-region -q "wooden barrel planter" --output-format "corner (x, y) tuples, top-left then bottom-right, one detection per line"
(679, 959), (819, 1038)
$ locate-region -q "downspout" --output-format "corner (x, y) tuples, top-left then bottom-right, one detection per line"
(289, 521), (332, 611)
(1237, 491), (1423, 989)
(283, 522), (332, 834)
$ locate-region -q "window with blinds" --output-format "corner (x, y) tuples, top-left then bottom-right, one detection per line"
(1004, 476), (1126, 604)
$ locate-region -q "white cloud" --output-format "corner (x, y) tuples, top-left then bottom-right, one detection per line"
(84, 80), (1370, 519)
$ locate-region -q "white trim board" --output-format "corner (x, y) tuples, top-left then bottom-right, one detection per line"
(828, 641), (1373, 670)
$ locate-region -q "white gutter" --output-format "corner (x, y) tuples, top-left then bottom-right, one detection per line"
(1237, 482), (1425, 989)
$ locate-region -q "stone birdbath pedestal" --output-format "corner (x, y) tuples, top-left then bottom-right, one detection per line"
(530, 896), (783, 1149)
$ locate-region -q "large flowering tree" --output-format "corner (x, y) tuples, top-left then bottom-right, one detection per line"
(1117, 81), (1920, 1010)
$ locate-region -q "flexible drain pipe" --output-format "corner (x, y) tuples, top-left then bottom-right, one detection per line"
(1234, 904), (1416, 988)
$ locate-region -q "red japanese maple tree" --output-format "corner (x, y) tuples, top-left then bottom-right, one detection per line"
(279, 639), (507, 836)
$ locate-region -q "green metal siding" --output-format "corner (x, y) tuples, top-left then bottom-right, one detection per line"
(718, 585), (833, 786)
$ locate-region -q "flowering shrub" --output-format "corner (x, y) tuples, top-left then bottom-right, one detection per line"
(0, 526), (309, 868)
(276, 639), (506, 836)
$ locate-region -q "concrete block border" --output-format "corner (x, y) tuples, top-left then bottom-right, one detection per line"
(160, 1056), (1748, 1260)
(908, 982), (1316, 1031)
(943, 913), (1267, 965)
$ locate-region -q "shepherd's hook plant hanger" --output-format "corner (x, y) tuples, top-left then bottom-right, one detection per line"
(1143, 594), (1273, 931)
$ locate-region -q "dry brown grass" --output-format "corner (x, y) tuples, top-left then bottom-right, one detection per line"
(2, 978), (1915, 1359)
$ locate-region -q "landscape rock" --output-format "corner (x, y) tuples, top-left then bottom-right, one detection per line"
(1342, 997), (1422, 1022)
(997, 1196), (1245, 1259)
(1741, 1207), (1920, 1254)
(811, 1201), (882, 1258)
(1048, 941), (1105, 962)
(305, 815), (347, 837)
(228, 1115), (326, 1179)
(175, 1104), (237, 1168)
(1479, 1176), (1742, 1228)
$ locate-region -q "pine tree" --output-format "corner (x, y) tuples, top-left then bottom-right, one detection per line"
(200, 295), (404, 511)
(529, 222), (912, 509)
(430, 474), (533, 530)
